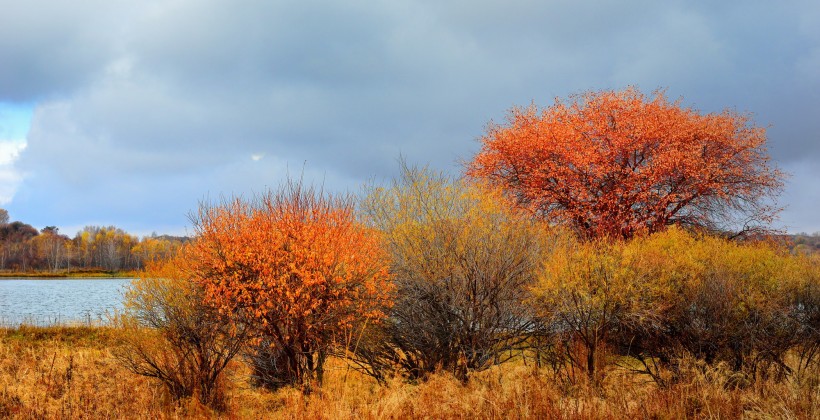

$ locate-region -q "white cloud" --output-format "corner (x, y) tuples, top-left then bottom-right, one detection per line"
(0, 141), (25, 205)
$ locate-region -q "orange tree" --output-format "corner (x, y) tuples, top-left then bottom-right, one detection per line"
(468, 88), (784, 239)
(186, 180), (393, 391)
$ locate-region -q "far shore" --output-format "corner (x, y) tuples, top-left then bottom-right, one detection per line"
(0, 270), (137, 279)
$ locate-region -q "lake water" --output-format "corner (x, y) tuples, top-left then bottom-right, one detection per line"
(0, 278), (131, 326)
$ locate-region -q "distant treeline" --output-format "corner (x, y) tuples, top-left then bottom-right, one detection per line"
(0, 206), (814, 274)
(788, 232), (820, 254)
(0, 209), (187, 273)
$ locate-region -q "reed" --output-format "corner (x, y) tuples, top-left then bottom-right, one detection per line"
(1, 326), (818, 418)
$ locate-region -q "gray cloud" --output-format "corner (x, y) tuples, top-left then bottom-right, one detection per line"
(2, 0), (819, 233)
(0, 1), (138, 100)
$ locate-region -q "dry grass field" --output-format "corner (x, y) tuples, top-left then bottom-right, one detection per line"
(1, 325), (818, 419)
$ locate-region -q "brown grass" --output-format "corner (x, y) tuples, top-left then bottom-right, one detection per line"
(1, 326), (818, 419)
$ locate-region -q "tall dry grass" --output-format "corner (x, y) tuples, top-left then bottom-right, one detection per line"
(1, 326), (818, 418)
(0, 326), (179, 418)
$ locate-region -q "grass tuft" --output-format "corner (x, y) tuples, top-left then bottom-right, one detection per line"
(0, 326), (818, 418)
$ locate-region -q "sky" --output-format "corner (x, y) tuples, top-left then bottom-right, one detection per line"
(0, 0), (818, 237)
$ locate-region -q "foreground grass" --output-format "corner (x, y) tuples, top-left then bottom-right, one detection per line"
(1, 326), (818, 419)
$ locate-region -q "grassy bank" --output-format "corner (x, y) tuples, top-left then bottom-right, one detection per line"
(0, 269), (137, 279)
(1, 326), (818, 418)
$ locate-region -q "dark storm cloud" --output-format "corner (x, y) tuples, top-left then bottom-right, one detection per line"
(0, 1), (136, 101)
(2, 0), (818, 233)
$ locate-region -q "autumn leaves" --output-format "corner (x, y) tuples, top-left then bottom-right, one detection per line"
(356, 164), (547, 382)
(186, 181), (393, 390)
(117, 88), (817, 407)
(468, 88), (783, 239)
(534, 228), (820, 385)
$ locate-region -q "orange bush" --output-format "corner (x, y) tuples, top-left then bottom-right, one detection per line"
(186, 180), (393, 391)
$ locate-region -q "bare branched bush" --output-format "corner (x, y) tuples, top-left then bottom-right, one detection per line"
(613, 229), (817, 385)
(532, 228), (820, 388)
(112, 255), (247, 409)
(358, 163), (547, 382)
(792, 254), (820, 379)
(243, 337), (329, 391)
(533, 236), (666, 386)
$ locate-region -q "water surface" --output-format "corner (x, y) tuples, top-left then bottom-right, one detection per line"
(0, 278), (131, 326)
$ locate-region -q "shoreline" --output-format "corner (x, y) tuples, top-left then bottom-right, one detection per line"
(0, 271), (137, 279)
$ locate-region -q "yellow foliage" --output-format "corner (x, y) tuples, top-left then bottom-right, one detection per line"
(362, 164), (549, 287)
(534, 226), (820, 382)
(624, 227), (818, 320)
(359, 163), (551, 380)
(113, 255), (246, 409)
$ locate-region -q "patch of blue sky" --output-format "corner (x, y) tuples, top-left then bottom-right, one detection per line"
(0, 102), (34, 143)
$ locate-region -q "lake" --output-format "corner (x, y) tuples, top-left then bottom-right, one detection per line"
(0, 278), (131, 326)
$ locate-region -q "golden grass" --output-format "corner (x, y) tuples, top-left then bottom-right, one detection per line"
(1, 326), (818, 419)
(0, 326), (172, 418)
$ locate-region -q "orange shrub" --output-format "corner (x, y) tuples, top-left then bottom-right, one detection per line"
(186, 180), (393, 391)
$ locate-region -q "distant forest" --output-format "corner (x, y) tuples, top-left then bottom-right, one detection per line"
(789, 232), (820, 254)
(0, 209), (187, 272)
(0, 207), (815, 273)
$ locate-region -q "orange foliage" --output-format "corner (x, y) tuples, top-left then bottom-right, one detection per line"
(185, 181), (393, 389)
(468, 88), (784, 239)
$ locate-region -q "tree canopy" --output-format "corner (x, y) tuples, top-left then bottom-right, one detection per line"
(468, 88), (784, 239)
